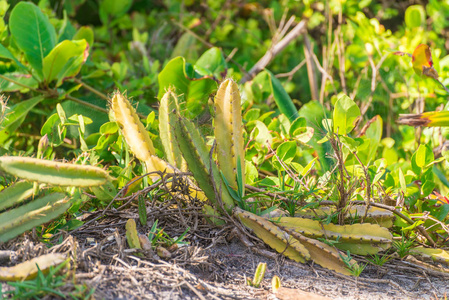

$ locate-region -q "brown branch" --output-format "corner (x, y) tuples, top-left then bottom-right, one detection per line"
(303, 34), (319, 100)
(241, 19), (307, 83)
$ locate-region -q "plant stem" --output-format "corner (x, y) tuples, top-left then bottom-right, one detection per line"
(64, 95), (109, 114)
(73, 78), (109, 101)
(0, 74), (38, 92)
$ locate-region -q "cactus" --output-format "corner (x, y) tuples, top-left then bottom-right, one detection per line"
(0, 156), (109, 187)
(410, 246), (449, 266)
(276, 217), (392, 255)
(110, 91), (174, 181)
(234, 207), (308, 263)
(294, 205), (394, 228)
(0, 253), (67, 281)
(173, 114), (235, 213)
(159, 90), (186, 171)
(234, 207), (355, 275)
(214, 79), (245, 193)
(0, 193), (71, 242)
(0, 181), (34, 211)
(111, 91), (156, 162)
(126, 219), (142, 250)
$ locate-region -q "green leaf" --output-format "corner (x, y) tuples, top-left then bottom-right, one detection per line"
(9, 2), (57, 79)
(43, 39), (88, 86)
(414, 144), (434, 171)
(0, 44), (27, 70)
(340, 136), (359, 152)
(265, 70), (299, 122)
(157, 57), (217, 119)
(194, 47), (226, 79)
(99, 0), (132, 22)
(41, 113), (66, 146)
(421, 180), (435, 197)
(276, 141), (297, 164)
(301, 157), (318, 177)
(0, 73), (38, 92)
(333, 94), (361, 135)
(0, 96), (43, 146)
(415, 144), (427, 168)
(250, 121), (272, 147)
(289, 117), (307, 136)
(405, 5), (426, 29)
(73, 26), (94, 47)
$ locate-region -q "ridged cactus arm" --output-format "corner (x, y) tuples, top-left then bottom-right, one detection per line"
(173, 114), (235, 213)
(111, 91), (156, 162)
(110, 91), (173, 179)
(159, 90), (186, 170)
(0, 181), (34, 211)
(277, 217), (392, 255)
(0, 193), (71, 242)
(233, 207), (309, 263)
(0, 157), (109, 187)
(235, 208), (356, 275)
(214, 79), (245, 193)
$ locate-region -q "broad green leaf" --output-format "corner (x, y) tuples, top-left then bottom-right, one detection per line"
(43, 39), (88, 86)
(100, 122), (119, 135)
(333, 94), (361, 135)
(415, 144), (427, 168)
(298, 100), (331, 172)
(73, 26), (94, 47)
(265, 70), (299, 122)
(340, 136), (359, 152)
(244, 108), (260, 122)
(194, 47), (226, 79)
(289, 117), (307, 137)
(414, 144), (434, 170)
(0, 44), (27, 70)
(250, 121), (272, 147)
(157, 56), (217, 118)
(421, 180), (435, 197)
(9, 2), (57, 79)
(276, 141), (297, 164)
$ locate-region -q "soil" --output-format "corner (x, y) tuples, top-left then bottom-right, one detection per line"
(1, 204), (449, 300)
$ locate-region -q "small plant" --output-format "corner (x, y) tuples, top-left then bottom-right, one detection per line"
(340, 251), (367, 277)
(366, 253), (393, 266)
(271, 275), (281, 293)
(366, 254), (392, 267)
(392, 235), (416, 258)
(148, 220), (189, 248)
(138, 195), (147, 226)
(246, 262), (267, 288)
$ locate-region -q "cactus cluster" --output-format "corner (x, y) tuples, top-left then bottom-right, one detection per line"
(0, 157), (110, 242)
(146, 79), (394, 275)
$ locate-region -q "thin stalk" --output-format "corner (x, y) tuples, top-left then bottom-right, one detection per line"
(0, 74), (39, 92)
(64, 95), (109, 114)
(73, 78), (109, 101)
